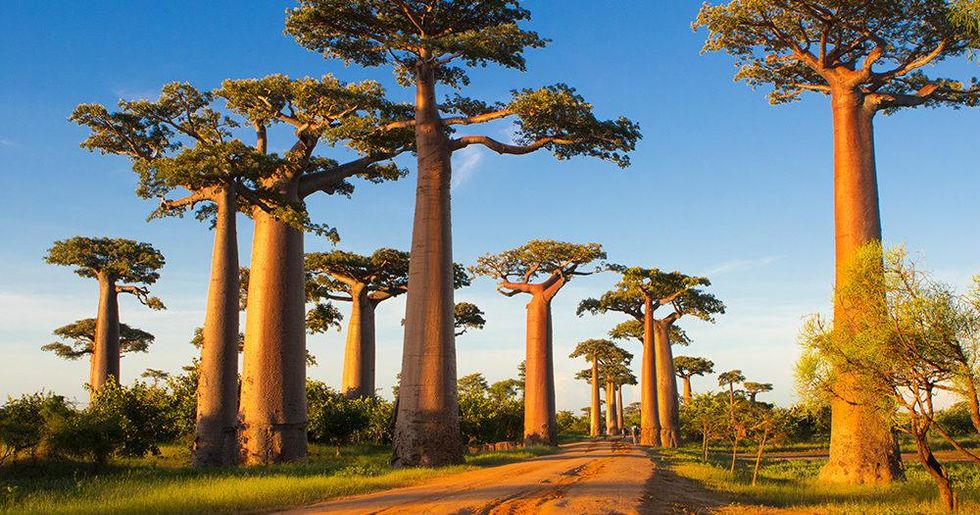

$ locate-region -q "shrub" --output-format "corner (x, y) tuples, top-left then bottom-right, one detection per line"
(89, 379), (181, 457)
(935, 402), (976, 437)
(0, 392), (73, 463)
(43, 409), (123, 464)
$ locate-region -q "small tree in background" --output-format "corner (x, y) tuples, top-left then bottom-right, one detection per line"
(42, 318), (154, 391)
(680, 392), (729, 463)
(571, 338), (630, 437)
(45, 237), (165, 399)
(718, 369), (747, 473)
(744, 381), (774, 403)
(453, 303), (487, 337)
(674, 356), (715, 404)
(473, 240), (608, 445)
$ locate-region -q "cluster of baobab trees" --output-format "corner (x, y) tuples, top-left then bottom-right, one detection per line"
(37, 0), (980, 488)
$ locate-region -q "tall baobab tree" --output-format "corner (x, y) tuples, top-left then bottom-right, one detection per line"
(472, 240), (608, 445)
(45, 237), (165, 398)
(306, 249), (472, 398)
(42, 318), (154, 391)
(287, 1), (641, 467)
(217, 75), (410, 464)
(71, 83), (271, 467)
(571, 338), (628, 437)
(674, 356), (715, 404)
(696, 0), (979, 483)
(580, 268), (724, 447)
(611, 365), (638, 433)
(600, 360), (635, 436)
(744, 382), (774, 403)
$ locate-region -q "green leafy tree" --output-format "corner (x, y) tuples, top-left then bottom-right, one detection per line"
(674, 356), (715, 404)
(579, 267), (724, 447)
(45, 237), (165, 399)
(454, 302), (486, 336)
(286, 0), (641, 467)
(41, 318), (154, 391)
(798, 245), (980, 510)
(472, 240), (608, 445)
(695, 0), (980, 484)
(680, 392), (729, 463)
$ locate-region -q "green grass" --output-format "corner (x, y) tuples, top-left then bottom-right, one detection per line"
(0, 443), (556, 514)
(660, 448), (980, 514)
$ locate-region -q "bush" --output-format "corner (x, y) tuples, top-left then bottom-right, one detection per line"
(457, 374), (523, 444)
(43, 409), (123, 464)
(0, 392), (73, 463)
(936, 402), (977, 436)
(307, 381), (393, 449)
(89, 379), (181, 457)
(556, 410), (588, 436)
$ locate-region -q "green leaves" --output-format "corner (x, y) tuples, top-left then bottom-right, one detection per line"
(471, 240), (607, 285)
(286, 0), (547, 87)
(45, 237), (165, 285)
(674, 356), (715, 378)
(509, 85), (640, 167)
(42, 319), (155, 359)
(695, 0), (980, 110)
(578, 266), (725, 322)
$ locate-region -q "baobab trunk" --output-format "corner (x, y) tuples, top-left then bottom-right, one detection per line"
(91, 274), (120, 398)
(240, 208), (308, 464)
(821, 89), (903, 484)
(640, 299), (661, 446)
(682, 376), (693, 404)
(392, 65), (463, 467)
(193, 187), (241, 467)
(655, 320), (680, 447)
(590, 358), (601, 437)
(524, 294), (557, 445)
(341, 286), (377, 398)
(616, 384), (624, 432)
(605, 381), (619, 435)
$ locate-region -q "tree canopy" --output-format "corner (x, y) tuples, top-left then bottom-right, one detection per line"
(287, 2), (640, 166)
(453, 302), (486, 336)
(695, 0), (980, 111)
(45, 237), (166, 309)
(42, 319), (154, 360)
(578, 267), (725, 325)
(674, 356), (716, 379)
(471, 240), (607, 298)
(719, 369), (747, 389)
(608, 319), (692, 346)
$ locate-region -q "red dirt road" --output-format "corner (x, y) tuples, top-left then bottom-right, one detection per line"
(288, 440), (656, 514)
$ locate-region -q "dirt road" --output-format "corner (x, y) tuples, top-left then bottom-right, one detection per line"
(288, 439), (657, 514)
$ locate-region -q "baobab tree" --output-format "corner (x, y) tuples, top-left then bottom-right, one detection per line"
(305, 249), (471, 398)
(71, 83), (270, 466)
(472, 240), (608, 445)
(719, 369), (746, 405)
(744, 382), (774, 403)
(217, 75), (410, 464)
(453, 302), (486, 336)
(580, 268), (724, 447)
(42, 318), (154, 391)
(674, 356), (715, 404)
(696, 0), (980, 483)
(570, 339), (625, 437)
(601, 360), (635, 436)
(287, 1), (641, 467)
(45, 237), (165, 398)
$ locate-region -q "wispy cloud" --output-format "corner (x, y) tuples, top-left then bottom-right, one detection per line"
(451, 146), (485, 191)
(0, 138), (18, 147)
(705, 255), (785, 276)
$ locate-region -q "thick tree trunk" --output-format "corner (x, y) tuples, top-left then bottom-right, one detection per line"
(822, 89), (903, 484)
(640, 299), (661, 446)
(605, 381), (619, 435)
(392, 66), (463, 467)
(616, 384), (624, 432)
(655, 319), (680, 447)
(682, 376), (693, 404)
(523, 294), (557, 445)
(590, 358), (601, 437)
(193, 189), (241, 467)
(914, 432), (956, 512)
(240, 208), (308, 464)
(341, 287), (377, 398)
(91, 275), (120, 399)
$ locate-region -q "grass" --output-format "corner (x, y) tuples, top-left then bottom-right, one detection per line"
(0, 443), (556, 514)
(661, 447), (980, 514)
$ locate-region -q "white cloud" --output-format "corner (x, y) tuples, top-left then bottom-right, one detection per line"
(704, 255), (784, 276)
(451, 146), (485, 191)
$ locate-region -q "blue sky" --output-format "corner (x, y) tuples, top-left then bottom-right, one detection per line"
(1, 1), (978, 412)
